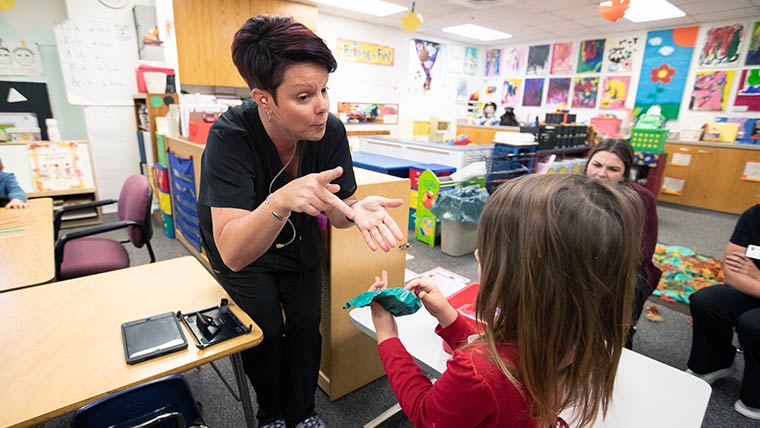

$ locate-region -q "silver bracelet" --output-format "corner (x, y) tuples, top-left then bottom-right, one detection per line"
(265, 195), (289, 222)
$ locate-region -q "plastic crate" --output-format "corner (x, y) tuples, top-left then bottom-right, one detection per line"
(590, 116), (622, 137)
(630, 128), (667, 153)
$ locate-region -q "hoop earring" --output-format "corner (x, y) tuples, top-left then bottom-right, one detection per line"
(267, 110), (272, 123)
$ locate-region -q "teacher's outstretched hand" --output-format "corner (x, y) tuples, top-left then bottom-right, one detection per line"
(352, 196), (404, 252)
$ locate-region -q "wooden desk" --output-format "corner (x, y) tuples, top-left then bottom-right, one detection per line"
(0, 256), (263, 428)
(0, 198), (54, 291)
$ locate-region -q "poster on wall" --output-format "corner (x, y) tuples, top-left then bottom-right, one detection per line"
(501, 78), (522, 106)
(601, 76), (631, 110)
(605, 37), (639, 73)
(526, 45), (550, 75)
(133, 4), (165, 62)
(689, 70), (734, 111)
(410, 39), (442, 91)
(337, 102), (398, 124)
(745, 22), (760, 66)
(485, 48), (502, 77)
(734, 68), (760, 111)
(698, 24), (743, 67)
(523, 78), (545, 106)
(503, 47), (525, 75)
(634, 26), (699, 119)
(571, 77), (599, 109)
(27, 141), (95, 192)
(464, 46), (478, 76)
(336, 39), (394, 66)
(455, 77), (477, 104)
(577, 39), (605, 73)
(546, 78), (571, 107)
(550, 42), (573, 75)
(0, 41), (43, 76)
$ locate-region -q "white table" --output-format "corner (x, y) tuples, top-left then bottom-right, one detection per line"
(349, 293), (712, 428)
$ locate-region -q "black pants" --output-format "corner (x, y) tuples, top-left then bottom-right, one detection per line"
(687, 285), (760, 407)
(626, 271), (650, 349)
(216, 266), (322, 427)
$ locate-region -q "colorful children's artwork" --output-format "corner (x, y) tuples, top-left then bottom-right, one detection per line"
(337, 102), (399, 124)
(501, 78), (522, 106)
(464, 46), (478, 76)
(0, 40), (44, 76)
(336, 39), (395, 66)
(572, 77), (599, 109)
(523, 78), (545, 106)
(503, 47), (525, 75)
(455, 77), (476, 104)
(411, 39), (441, 91)
(577, 39), (605, 73)
(734, 68), (760, 111)
(605, 37), (639, 73)
(698, 24), (744, 66)
(746, 22), (760, 66)
(550, 42), (573, 75)
(27, 141), (94, 191)
(690, 70), (734, 111)
(485, 48), (502, 77)
(526, 45), (550, 75)
(546, 78), (571, 107)
(634, 27), (699, 119)
(601, 76), (631, 110)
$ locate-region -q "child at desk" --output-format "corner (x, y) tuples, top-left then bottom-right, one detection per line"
(0, 157), (28, 209)
(369, 174), (643, 428)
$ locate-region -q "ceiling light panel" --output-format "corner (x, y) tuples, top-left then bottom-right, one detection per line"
(310, 0), (407, 17)
(441, 24), (512, 41)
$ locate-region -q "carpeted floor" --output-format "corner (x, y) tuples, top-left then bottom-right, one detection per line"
(40, 201), (754, 428)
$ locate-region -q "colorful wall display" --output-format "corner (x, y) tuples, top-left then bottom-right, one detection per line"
(501, 78), (522, 106)
(485, 48), (502, 76)
(550, 42), (573, 75)
(689, 70), (734, 111)
(503, 47), (525, 75)
(572, 76), (599, 109)
(634, 27), (699, 119)
(605, 37), (639, 73)
(337, 102), (399, 124)
(746, 22), (760, 66)
(464, 46), (478, 76)
(735, 68), (760, 111)
(411, 38), (441, 91)
(526, 44), (550, 75)
(698, 24), (743, 67)
(336, 39), (395, 66)
(601, 76), (631, 110)
(546, 77), (571, 107)
(0, 40), (44, 76)
(523, 78), (545, 106)
(577, 39), (605, 73)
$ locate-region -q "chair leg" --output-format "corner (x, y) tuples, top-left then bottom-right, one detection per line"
(146, 241), (156, 263)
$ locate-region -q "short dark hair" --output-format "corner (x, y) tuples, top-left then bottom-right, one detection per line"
(585, 138), (634, 181)
(231, 15), (337, 97)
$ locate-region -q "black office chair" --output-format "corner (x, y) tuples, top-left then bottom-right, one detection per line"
(70, 374), (207, 428)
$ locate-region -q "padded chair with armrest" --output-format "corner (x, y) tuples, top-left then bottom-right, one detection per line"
(70, 374), (207, 428)
(54, 174), (156, 280)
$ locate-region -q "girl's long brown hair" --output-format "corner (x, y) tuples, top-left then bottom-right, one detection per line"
(475, 174), (642, 428)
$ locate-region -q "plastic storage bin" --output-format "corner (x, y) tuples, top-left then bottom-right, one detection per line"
(441, 220), (478, 257)
(630, 128), (667, 153)
(590, 116), (622, 137)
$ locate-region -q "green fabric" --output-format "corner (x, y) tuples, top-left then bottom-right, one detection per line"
(343, 288), (422, 316)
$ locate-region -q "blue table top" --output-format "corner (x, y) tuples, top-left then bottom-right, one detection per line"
(351, 151), (456, 174)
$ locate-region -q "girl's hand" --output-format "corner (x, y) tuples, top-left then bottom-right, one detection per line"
(368, 270), (398, 343)
(405, 278), (458, 328)
(7, 198), (28, 209)
(352, 196), (404, 252)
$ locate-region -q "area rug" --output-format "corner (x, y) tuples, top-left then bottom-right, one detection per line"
(652, 244), (723, 305)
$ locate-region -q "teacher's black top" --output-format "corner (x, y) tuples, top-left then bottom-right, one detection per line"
(730, 204), (760, 271)
(198, 101), (356, 275)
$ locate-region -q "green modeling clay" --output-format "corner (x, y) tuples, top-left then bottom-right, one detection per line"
(343, 288), (422, 316)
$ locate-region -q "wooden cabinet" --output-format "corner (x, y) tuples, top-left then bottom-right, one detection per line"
(319, 169), (410, 400)
(455, 124), (519, 145)
(174, 0), (318, 87)
(658, 142), (760, 214)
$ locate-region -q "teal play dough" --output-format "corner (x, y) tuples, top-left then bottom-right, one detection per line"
(343, 288), (422, 316)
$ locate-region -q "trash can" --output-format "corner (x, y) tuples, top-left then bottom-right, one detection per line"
(430, 185), (488, 257)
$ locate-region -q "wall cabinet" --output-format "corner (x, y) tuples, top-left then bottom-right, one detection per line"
(658, 142), (760, 214)
(174, 0), (318, 87)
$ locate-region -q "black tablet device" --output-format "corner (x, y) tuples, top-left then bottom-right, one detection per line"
(121, 312), (188, 365)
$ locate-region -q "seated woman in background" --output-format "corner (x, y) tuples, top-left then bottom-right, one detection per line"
(686, 204), (760, 420)
(369, 174), (643, 428)
(0, 157), (28, 209)
(584, 139), (661, 348)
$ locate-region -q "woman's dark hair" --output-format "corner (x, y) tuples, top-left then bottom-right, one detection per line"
(584, 138), (634, 182)
(231, 15), (337, 97)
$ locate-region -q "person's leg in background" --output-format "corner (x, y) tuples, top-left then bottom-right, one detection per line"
(278, 267), (323, 427)
(735, 307), (760, 418)
(218, 271), (287, 427)
(626, 271), (649, 349)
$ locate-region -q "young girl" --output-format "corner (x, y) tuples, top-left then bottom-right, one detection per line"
(370, 174), (643, 428)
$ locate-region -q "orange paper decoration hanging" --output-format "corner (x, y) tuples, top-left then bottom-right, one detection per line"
(598, 0), (630, 22)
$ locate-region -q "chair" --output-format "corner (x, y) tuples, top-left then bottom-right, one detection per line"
(70, 374), (207, 428)
(54, 174), (156, 280)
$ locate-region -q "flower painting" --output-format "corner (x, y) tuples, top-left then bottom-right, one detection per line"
(699, 24), (744, 66)
(605, 37), (639, 73)
(689, 70), (734, 111)
(523, 78), (544, 106)
(601, 76), (631, 110)
(634, 27), (698, 119)
(503, 47), (525, 75)
(526, 44), (550, 75)
(550, 42), (573, 74)
(546, 78), (571, 107)
(577, 39), (605, 73)
(572, 77), (599, 109)
(501, 78), (522, 106)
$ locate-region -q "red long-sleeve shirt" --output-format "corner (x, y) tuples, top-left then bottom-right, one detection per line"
(377, 314), (537, 428)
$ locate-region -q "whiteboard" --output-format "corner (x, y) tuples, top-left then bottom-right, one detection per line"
(53, 19), (138, 106)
